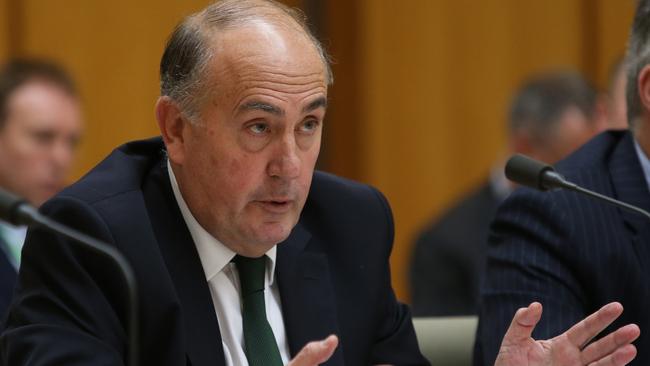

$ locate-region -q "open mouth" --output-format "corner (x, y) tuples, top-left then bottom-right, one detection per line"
(258, 200), (292, 213)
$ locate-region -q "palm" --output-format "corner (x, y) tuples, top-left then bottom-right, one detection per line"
(494, 303), (639, 366)
(498, 336), (585, 366)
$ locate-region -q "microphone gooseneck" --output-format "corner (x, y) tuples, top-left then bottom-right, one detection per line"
(0, 189), (139, 366)
(505, 154), (650, 221)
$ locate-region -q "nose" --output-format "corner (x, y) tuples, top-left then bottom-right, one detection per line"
(267, 134), (300, 179)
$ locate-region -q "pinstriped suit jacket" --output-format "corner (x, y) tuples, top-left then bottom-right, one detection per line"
(474, 130), (650, 366)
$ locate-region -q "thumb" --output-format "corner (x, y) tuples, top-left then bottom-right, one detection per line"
(501, 302), (543, 346)
(288, 335), (338, 366)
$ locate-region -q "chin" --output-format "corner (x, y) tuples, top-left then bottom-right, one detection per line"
(254, 222), (293, 246)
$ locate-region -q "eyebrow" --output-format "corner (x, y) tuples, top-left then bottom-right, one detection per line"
(237, 97), (328, 116)
(303, 97), (328, 113)
(239, 101), (283, 116)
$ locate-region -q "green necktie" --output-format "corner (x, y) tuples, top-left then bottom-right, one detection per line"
(234, 255), (283, 366)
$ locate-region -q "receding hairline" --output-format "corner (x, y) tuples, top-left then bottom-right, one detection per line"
(159, 0), (332, 122)
(195, 6), (327, 67)
(191, 0), (308, 32)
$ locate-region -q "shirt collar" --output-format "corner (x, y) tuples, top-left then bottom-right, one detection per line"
(0, 221), (26, 269)
(489, 163), (513, 202)
(634, 138), (650, 193)
(166, 160), (277, 284)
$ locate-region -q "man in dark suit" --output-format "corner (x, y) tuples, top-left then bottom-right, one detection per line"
(1, 1), (641, 365)
(1, 2), (427, 364)
(410, 72), (603, 316)
(474, 1), (650, 365)
(0, 59), (82, 318)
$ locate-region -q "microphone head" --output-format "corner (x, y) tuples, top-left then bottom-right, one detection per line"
(0, 189), (29, 225)
(505, 154), (556, 191)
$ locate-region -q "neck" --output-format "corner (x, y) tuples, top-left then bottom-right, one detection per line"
(634, 117), (650, 158)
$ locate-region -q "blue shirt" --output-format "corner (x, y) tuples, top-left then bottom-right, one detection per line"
(634, 139), (650, 192)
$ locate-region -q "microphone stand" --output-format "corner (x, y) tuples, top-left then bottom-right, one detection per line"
(506, 153), (650, 222)
(10, 203), (139, 366)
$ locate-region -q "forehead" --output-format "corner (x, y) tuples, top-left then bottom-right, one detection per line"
(206, 22), (327, 104)
(9, 81), (78, 109)
(5, 80), (82, 128)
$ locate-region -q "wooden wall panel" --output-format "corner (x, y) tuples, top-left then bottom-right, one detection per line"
(593, 0), (636, 88)
(319, 0), (362, 180)
(10, 0), (638, 303)
(16, 0), (211, 181)
(357, 0), (634, 301)
(0, 0), (8, 60)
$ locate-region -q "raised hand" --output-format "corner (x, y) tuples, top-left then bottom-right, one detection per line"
(495, 302), (640, 366)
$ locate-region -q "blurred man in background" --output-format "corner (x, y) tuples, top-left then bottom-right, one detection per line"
(410, 71), (604, 316)
(0, 59), (83, 318)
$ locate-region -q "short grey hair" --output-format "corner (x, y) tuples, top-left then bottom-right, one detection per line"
(159, 0), (333, 123)
(625, 0), (650, 128)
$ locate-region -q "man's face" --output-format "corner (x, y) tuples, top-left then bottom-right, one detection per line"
(535, 106), (596, 164)
(171, 23), (327, 257)
(0, 80), (82, 206)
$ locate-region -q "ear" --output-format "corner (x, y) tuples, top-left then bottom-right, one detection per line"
(510, 130), (554, 162)
(510, 130), (533, 157)
(155, 96), (188, 165)
(637, 65), (650, 116)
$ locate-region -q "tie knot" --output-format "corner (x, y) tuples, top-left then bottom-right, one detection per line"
(234, 255), (267, 296)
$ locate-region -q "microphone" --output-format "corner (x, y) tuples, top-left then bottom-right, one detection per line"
(505, 154), (650, 221)
(0, 189), (139, 366)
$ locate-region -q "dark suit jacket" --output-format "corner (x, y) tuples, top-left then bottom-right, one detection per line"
(0, 242), (16, 321)
(474, 130), (650, 366)
(1, 137), (428, 366)
(410, 182), (501, 316)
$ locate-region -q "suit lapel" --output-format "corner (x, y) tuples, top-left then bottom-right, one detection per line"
(0, 233), (17, 313)
(144, 161), (225, 366)
(276, 222), (345, 365)
(609, 132), (650, 269)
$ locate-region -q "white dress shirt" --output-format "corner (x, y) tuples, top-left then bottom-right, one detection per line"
(167, 161), (291, 365)
(634, 138), (650, 191)
(0, 221), (26, 270)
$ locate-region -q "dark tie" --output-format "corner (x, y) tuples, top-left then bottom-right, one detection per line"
(233, 255), (283, 366)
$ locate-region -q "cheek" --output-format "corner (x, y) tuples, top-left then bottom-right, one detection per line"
(1, 136), (38, 167)
(216, 152), (253, 185)
(205, 151), (260, 202)
(301, 142), (320, 174)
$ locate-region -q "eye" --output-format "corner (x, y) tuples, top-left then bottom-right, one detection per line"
(248, 122), (269, 135)
(298, 119), (320, 134)
(31, 130), (56, 146)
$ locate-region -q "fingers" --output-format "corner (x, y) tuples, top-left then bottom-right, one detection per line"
(581, 324), (640, 365)
(588, 344), (637, 366)
(565, 302), (623, 349)
(500, 302), (543, 346)
(288, 335), (338, 366)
